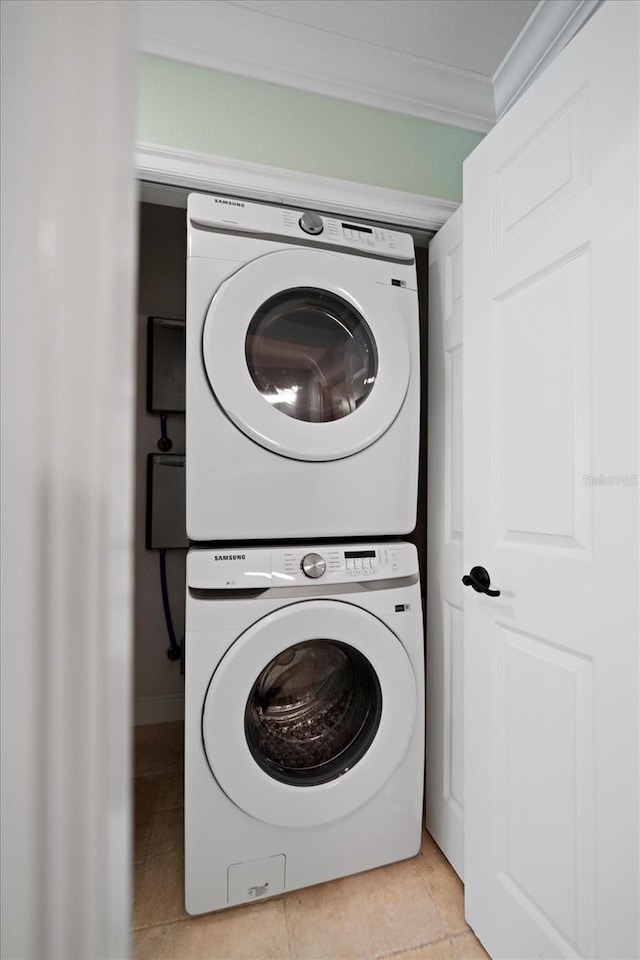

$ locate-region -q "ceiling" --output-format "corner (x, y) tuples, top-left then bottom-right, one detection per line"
(228, 0), (538, 78)
(139, 0), (599, 131)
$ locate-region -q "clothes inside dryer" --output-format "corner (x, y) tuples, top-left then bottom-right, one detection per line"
(245, 287), (378, 423)
(245, 639), (382, 786)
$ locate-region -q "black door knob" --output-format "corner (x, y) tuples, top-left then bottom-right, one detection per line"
(462, 566), (500, 597)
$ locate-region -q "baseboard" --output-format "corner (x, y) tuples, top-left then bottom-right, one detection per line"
(135, 692), (185, 726)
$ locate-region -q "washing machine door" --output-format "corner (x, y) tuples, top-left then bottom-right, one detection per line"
(202, 249), (411, 461)
(202, 599), (417, 828)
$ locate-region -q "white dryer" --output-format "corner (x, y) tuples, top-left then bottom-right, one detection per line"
(185, 541), (424, 915)
(186, 193), (420, 541)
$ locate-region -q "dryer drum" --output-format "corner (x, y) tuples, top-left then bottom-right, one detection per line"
(244, 639), (382, 786)
(245, 287), (378, 424)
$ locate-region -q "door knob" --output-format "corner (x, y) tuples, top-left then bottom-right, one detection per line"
(462, 566), (500, 597)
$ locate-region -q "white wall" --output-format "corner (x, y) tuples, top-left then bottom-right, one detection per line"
(135, 202), (186, 724)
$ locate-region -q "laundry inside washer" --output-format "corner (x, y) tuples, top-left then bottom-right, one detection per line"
(245, 639), (382, 783)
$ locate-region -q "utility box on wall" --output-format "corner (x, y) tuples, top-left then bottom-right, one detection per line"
(145, 314), (188, 550)
(146, 316), (186, 414)
(146, 454), (189, 550)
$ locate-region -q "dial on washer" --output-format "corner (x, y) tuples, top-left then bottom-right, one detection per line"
(301, 553), (326, 578)
(299, 211), (324, 236)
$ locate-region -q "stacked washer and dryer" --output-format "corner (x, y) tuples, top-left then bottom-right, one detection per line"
(184, 192), (424, 915)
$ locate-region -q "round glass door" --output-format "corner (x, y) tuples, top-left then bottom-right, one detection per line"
(202, 600), (417, 828)
(245, 288), (378, 424)
(202, 249), (411, 462)
(245, 639), (382, 786)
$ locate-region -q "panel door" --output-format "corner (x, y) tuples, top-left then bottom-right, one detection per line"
(463, 1), (639, 956)
(425, 206), (465, 879)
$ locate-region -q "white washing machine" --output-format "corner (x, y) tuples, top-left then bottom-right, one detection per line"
(186, 192), (420, 541)
(185, 541), (424, 915)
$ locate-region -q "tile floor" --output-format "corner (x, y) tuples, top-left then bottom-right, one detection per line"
(133, 722), (489, 960)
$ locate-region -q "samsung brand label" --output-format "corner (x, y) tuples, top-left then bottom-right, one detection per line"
(214, 554), (246, 561)
(214, 198), (245, 208)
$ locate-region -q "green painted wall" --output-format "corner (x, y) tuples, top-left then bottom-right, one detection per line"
(138, 54), (483, 203)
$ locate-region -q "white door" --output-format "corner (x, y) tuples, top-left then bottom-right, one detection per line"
(463, 2), (639, 958)
(425, 207), (465, 879)
(203, 248), (411, 461)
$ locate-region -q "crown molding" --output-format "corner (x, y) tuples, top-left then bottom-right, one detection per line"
(139, 0), (495, 132)
(139, 1), (604, 139)
(135, 141), (459, 232)
(493, 0), (604, 119)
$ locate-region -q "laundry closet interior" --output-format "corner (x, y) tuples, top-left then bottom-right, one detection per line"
(134, 191), (431, 730)
(130, 2), (639, 957)
(133, 186), (441, 916)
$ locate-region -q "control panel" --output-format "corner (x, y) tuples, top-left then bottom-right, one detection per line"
(188, 193), (414, 262)
(187, 543), (417, 589)
(288, 547), (399, 580)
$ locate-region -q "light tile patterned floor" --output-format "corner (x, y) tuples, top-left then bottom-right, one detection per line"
(133, 722), (489, 960)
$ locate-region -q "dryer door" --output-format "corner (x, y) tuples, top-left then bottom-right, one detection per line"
(202, 249), (411, 461)
(202, 599), (417, 828)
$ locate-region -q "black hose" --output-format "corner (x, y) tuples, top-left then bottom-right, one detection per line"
(157, 414), (172, 452)
(159, 548), (181, 661)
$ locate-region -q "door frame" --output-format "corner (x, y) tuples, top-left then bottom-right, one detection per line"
(1, 3), (138, 959)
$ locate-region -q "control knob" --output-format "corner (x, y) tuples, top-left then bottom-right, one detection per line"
(299, 211), (324, 236)
(301, 553), (326, 579)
